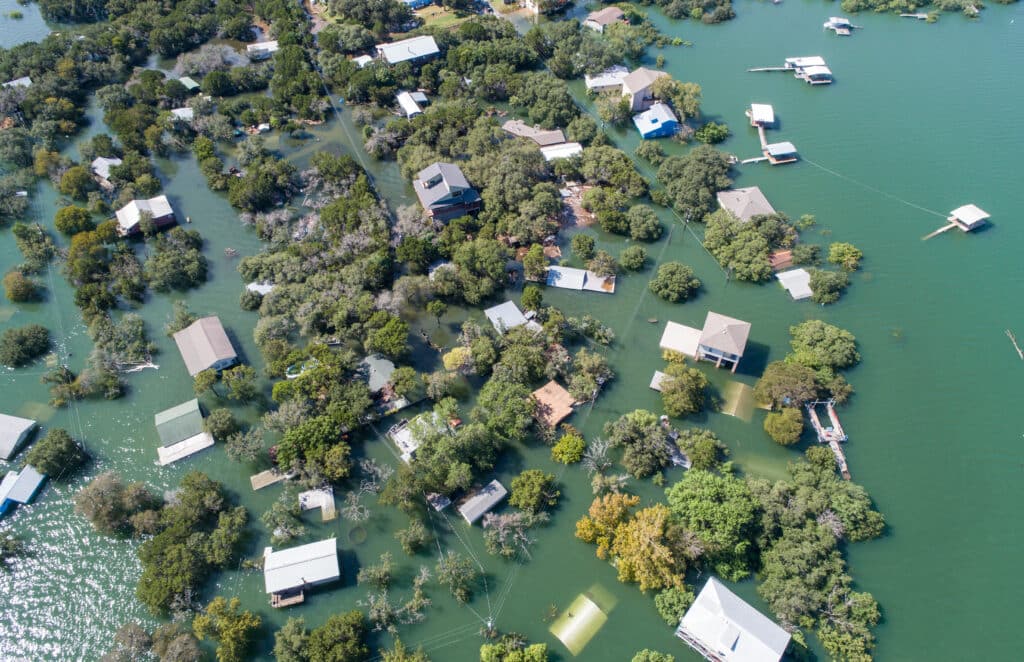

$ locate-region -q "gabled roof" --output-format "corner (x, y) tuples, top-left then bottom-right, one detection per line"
(699, 312), (751, 357)
(539, 142), (583, 161)
(585, 6), (626, 26)
(376, 35), (440, 64)
(0, 465), (45, 506)
(396, 91), (423, 118)
(949, 204), (989, 225)
(247, 40), (279, 56)
(716, 186), (776, 222)
(458, 479), (507, 524)
(501, 119), (566, 147)
(0, 413), (36, 460)
(677, 577), (791, 662)
(172, 316), (237, 376)
(115, 195), (174, 232)
(749, 103), (774, 125)
(264, 538), (340, 594)
(154, 399), (205, 447)
(776, 268), (812, 300)
(545, 266), (614, 293)
(90, 156), (123, 181)
(622, 67), (668, 94)
(413, 162), (475, 210)
(178, 76), (200, 90)
(484, 301), (528, 333)
(584, 65), (629, 90)
(764, 142), (797, 157)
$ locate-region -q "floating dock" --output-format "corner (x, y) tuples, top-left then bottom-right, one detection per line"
(900, 13), (929, 19)
(807, 400), (851, 480)
(250, 469), (291, 491)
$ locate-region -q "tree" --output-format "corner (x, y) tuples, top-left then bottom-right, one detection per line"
(277, 415), (352, 481)
(166, 300), (197, 337)
(0, 324), (50, 367)
(472, 378), (534, 443)
(809, 269), (849, 305)
(575, 492), (640, 559)
(665, 470), (758, 581)
(273, 617), (309, 662)
(0, 534), (26, 571)
(627, 205), (663, 241)
(522, 244), (547, 281)
(675, 428), (728, 471)
(694, 122), (729, 144)
(194, 369), (218, 398)
(145, 228), (208, 292)
(222, 365), (258, 402)
(150, 623), (203, 662)
(612, 504), (688, 592)
(619, 245), (647, 271)
(365, 315), (410, 359)
(632, 650), (676, 662)
(389, 366), (419, 398)
(480, 636), (548, 662)
(3, 271), (37, 302)
(54, 205), (94, 235)
(306, 610), (369, 662)
(571, 233), (595, 261)
(764, 407), (804, 445)
(106, 621), (152, 661)
(205, 408), (239, 439)
(654, 586), (695, 626)
(551, 430), (586, 464)
(521, 285), (543, 312)
(25, 427), (86, 478)
(509, 469), (559, 514)
(395, 518), (431, 555)
(436, 551), (478, 603)
(381, 639), (430, 662)
(828, 242), (863, 271)
(660, 363), (709, 418)
(605, 409), (670, 479)
(649, 262), (700, 303)
(754, 361), (820, 410)
(426, 300), (447, 326)
(59, 165), (97, 200)
(192, 596), (260, 662)
(788, 320), (860, 373)
(656, 146), (732, 218)
(587, 250), (617, 277)
(74, 471), (161, 537)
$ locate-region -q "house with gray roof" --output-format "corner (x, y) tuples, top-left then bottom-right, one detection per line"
(458, 479), (507, 524)
(501, 119), (566, 147)
(375, 35), (440, 65)
(264, 538), (340, 607)
(114, 195), (175, 235)
(0, 465), (45, 517)
(172, 316), (238, 376)
(0, 413), (36, 461)
(412, 162), (481, 221)
(484, 301), (542, 334)
(697, 312), (751, 373)
(676, 577), (791, 662)
(154, 399), (214, 465)
(716, 186), (776, 222)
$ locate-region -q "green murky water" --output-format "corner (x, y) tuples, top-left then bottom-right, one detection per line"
(2, 3), (1023, 659)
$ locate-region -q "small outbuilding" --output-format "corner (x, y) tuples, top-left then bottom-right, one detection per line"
(170, 107), (194, 122)
(649, 370), (669, 392)
(485, 300), (540, 334)
(353, 54), (374, 68)
(178, 76), (200, 91)
(716, 186), (776, 222)
(264, 538), (340, 607)
(539, 142), (583, 161)
(396, 91), (423, 118)
(388, 412), (446, 463)
(2, 76), (32, 89)
(0, 413), (37, 461)
(154, 398), (214, 466)
(458, 479), (508, 525)
(532, 380), (575, 428)
(948, 204), (990, 231)
(676, 576), (791, 662)
(659, 321), (702, 358)
(115, 195), (176, 235)
(172, 316), (238, 376)
(90, 156), (123, 183)
(776, 268), (813, 300)
(545, 266), (615, 293)
(633, 103), (679, 139)
(403, 0), (433, 8)
(583, 6), (627, 32)
(0, 465), (45, 517)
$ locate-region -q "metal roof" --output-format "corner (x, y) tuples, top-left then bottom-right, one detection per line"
(247, 41), (279, 56)
(172, 316), (237, 376)
(154, 399), (205, 447)
(765, 142), (797, 157)
(484, 301), (528, 333)
(170, 107), (194, 121)
(115, 195), (174, 233)
(803, 65), (833, 77)
(90, 156), (123, 181)
(0, 465), (45, 505)
(776, 268), (813, 300)
(178, 76), (200, 90)
(584, 65), (628, 90)
(375, 35), (439, 64)
(949, 204), (990, 225)
(396, 91), (423, 118)
(785, 56), (826, 68)
(539, 142), (583, 161)
(633, 102), (678, 135)
(659, 321), (701, 357)
(0, 414), (36, 460)
(353, 55), (373, 68)
(263, 538), (340, 594)
(749, 103), (775, 125)
(716, 186), (776, 222)
(699, 312), (751, 357)
(677, 577), (791, 662)
(458, 479), (508, 524)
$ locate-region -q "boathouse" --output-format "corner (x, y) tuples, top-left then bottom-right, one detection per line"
(264, 538), (340, 607)
(375, 35), (440, 65)
(697, 312), (751, 373)
(747, 103), (775, 128)
(154, 398), (214, 466)
(412, 162), (481, 221)
(502, 120), (567, 147)
(824, 16), (854, 35)
(633, 103), (679, 139)
(172, 316), (238, 376)
(0, 413), (37, 461)
(540, 142), (584, 161)
(246, 40), (279, 60)
(622, 67), (668, 111)
(115, 195), (175, 235)
(583, 6), (627, 32)
(0, 465), (45, 517)
(948, 204), (990, 231)
(532, 380), (575, 428)
(764, 141), (798, 165)
(458, 479), (508, 524)
(676, 577), (791, 662)
(545, 265), (615, 293)
(801, 64), (833, 84)
(776, 268), (813, 300)
(716, 186), (776, 222)
(585, 65), (629, 94)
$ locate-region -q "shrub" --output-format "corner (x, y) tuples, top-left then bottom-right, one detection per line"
(25, 428), (87, 478)
(54, 206), (94, 236)
(3, 271), (37, 302)
(571, 234), (595, 261)
(0, 323), (50, 367)
(552, 431), (586, 464)
(649, 262), (700, 303)
(619, 245), (648, 271)
(764, 407), (804, 445)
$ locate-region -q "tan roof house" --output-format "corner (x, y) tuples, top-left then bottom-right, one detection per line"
(622, 67), (669, 112)
(716, 187), (776, 223)
(172, 316), (238, 376)
(697, 312), (751, 373)
(584, 7), (626, 32)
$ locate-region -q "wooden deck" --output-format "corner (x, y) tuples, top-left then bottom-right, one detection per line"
(271, 591), (305, 608)
(921, 222), (957, 240)
(250, 469), (290, 491)
(807, 400), (851, 480)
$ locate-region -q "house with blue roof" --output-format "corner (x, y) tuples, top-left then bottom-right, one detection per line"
(0, 465), (46, 517)
(633, 103), (679, 139)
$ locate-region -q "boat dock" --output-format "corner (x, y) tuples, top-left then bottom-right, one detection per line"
(250, 469), (292, 491)
(299, 487), (337, 521)
(747, 67), (789, 73)
(807, 400), (851, 480)
(271, 590), (305, 608)
(900, 13), (929, 19)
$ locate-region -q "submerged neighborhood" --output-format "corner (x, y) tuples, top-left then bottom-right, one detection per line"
(0, 0), (1004, 660)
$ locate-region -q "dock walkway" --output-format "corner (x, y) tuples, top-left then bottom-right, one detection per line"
(250, 469), (292, 491)
(807, 400), (851, 479)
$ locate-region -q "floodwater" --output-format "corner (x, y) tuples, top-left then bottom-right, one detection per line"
(2, 3), (1024, 660)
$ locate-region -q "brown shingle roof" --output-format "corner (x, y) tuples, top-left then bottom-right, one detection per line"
(532, 380), (574, 427)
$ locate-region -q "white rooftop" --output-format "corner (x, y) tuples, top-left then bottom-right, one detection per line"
(353, 55), (374, 68)
(90, 156), (123, 181)
(765, 142), (797, 157)
(633, 102), (678, 132)
(785, 56), (826, 68)
(539, 142), (583, 161)
(649, 370), (669, 392)
(584, 65), (629, 91)
(170, 107), (194, 121)
(247, 40), (279, 55)
(2, 76), (32, 89)
(396, 91), (423, 118)
(949, 204), (990, 226)
(0, 413), (36, 460)
(803, 65), (833, 77)
(246, 281), (275, 296)
(115, 195), (173, 233)
(749, 103), (774, 125)
(677, 577), (791, 662)
(376, 35), (439, 65)
(0, 465), (45, 506)
(485, 301), (529, 333)
(659, 321), (701, 357)
(545, 266), (615, 293)
(776, 268), (813, 300)
(264, 538), (340, 595)
(458, 479), (508, 524)
(156, 432), (215, 466)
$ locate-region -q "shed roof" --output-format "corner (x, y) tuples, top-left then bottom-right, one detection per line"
(115, 195), (174, 233)
(803, 65), (833, 77)
(545, 266), (615, 293)
(532, 380), (575, 427)
(353, 55), (374, 68)
(749, 103), (775, 125)
(649, 370), (669, 392)
(485, 300), (529, 333)
(246, 281), (275, 296)
(0, 465), (45, 506)
(949, 204), (990, 226)
(584, 65), (628, 90)
(156, 432), (214, 466)
(172, 316), (237, 376)
(154, 399), (205, 447)
(0, 413), (36, 460)
(91, 156), (123, 181)
(699, 312), (751, 357)
(264, 538), (340, 594)
(396, 91), (423, 118)
(539, 142), (583, 161)
(586, 6), (626, 25)
(776, 268), (813, 300)
(458, 479), (508, 524)
(622, 67), (667, 94)
(502, 119), (566, 147)
(659, 321), (701, 357)
(716, 186), (776, 222)
(376, 35), (439, 64)
(409, 91), (428, 104)
(677, 577), (791, 662)
(765, 142), (797, 157)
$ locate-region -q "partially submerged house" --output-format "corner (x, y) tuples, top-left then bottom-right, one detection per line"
(388, 412), (446, 463)
(0, 465), (45, 517)
(659, 312), (751, 373)
(501, 119), (566, 147)
(0, 413), (37, 461)
(947, 204), (990, 232)
(154, 398), (214, 466)
(716, 186), (776, 222)
(412, 162), (481, 221)
(776, 268), (812, 300)
(177, 76), (200, 91)
(584, 65), (629, 94)
(583, 6), (627, 32)
(172, 316), (238, 376)
(622, 67), (668, 112)
(169, 107), (194, 122)
(375, 35), (440, 65)
(633, 102), (678, 139)
(545, 266), (615, 293)
(90, 156), (123, 185)
(676, 577), (791, 662)
(484, 300), (541, 334)
(264, 538), (340, 608)
(458, 479), (507, 524)
(247, 40), (279, 60)
(396, 91), (423, 118)
(532, 380), (575, 428)
(763, 141), (798, 165)
(539, 142), (583, 161)
(114, 195), (175, 235)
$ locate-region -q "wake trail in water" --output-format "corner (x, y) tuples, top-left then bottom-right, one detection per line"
(802, 156), (947, 218)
